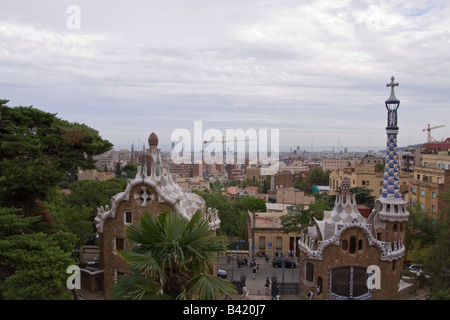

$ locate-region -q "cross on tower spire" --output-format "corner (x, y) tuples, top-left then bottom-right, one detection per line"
(385, 76), (400, 126)
(386, 76), (398, 89)
(386, 76), (399, 102)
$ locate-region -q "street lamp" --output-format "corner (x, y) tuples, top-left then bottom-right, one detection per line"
(251, 211), (258, 259)
(231, 253), (236, 282)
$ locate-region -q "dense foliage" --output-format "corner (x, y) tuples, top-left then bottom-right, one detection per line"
(0, 100), (113, 299)
(0, 99), (113, 211)
(0, 208), (77, 299)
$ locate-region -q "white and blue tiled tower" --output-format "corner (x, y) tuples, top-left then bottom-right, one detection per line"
(371, 76), (409, 225)
(382, 76), (401, 200)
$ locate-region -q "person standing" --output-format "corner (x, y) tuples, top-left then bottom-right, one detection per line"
(240, 286), (249, 300)
(265, 277), (270, 295)
(252, 267), (256, 279)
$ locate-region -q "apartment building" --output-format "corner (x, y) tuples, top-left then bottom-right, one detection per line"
(408, 144), (450, 220)
(321, 156), (361, 172)
(329, 164), (411, 199)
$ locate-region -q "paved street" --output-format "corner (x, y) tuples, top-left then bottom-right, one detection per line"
(218, 254), (301, 299)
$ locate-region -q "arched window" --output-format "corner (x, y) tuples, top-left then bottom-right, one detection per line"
(124, 211), (133, 225)
(317, 277), (323, 295)
(358, 239), (363, 251)
(342, 240), (348, 251)
(329, 266), (371, 299)
(349, 237), (356, 254)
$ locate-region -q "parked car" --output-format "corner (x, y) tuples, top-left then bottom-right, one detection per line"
(405, 263), (424, 275)
(217, 269), (227, 279)
(272, 258), (296, 268)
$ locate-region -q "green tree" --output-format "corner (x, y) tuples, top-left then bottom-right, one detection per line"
(405, 204), (438, 262)
(0, 100), (113, 212)
(413, 192), (450, 299)
(307, 166), (328, 186)
(45, 179), (127, 252)
(202, 180), (225, 196)
(235, 197), (266, 213)
(63, 179), (127, 210)
(280, 208), (311, 234)
(281, 199), (332, 234)
(423, 216), (450, 299)
(351, 186), (376, 210)
(122, 163), (138, 179)
(297, 166), (331, 194)
(0, 207), (77, 299)
(109, 211), (237, 300)
(115, 163), (122, 178)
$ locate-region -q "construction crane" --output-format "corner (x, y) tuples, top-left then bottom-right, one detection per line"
(423, 124), (445, 143)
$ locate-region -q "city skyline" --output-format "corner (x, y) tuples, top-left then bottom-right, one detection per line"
(1, 1), (449, 151)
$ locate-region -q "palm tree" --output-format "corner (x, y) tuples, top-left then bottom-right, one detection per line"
(108, 210), (237, 300)
(202, 180), (224, 195)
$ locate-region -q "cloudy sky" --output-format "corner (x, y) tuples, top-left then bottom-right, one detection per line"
(1, 0), (449, 151)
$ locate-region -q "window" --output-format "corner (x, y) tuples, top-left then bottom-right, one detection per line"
(412, 187), (417, 195)
(329, 266), (370, 299)
(342, 240), (348, 251)
(305, 262), (314, 283)
(358, 240), (363, 251)
(276, 237), (282, 250)
(420, 190), (425, 197)
(124, 211), (132, 225)
(349, 237), (356, 254)
(417, 174), (421, 180)
(258, 237), (266, 250)
(317, 277), (323, 295)
(114, 237), (124, 251)
(432, 192), (436, 198)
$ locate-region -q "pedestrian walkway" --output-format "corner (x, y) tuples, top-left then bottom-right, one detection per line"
(218, 255), (304, 300)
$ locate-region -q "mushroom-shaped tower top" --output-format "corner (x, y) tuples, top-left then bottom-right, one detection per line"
(148, 132), (158, 147)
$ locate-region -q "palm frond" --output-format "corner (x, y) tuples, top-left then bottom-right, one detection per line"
(181, 272), (237, 300)
(108, 268), (172, 300)
(117, 250), (165, 279)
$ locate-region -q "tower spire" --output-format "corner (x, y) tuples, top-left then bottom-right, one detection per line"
(385, 76), (400, 127)
(382, 76), (401, 200)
